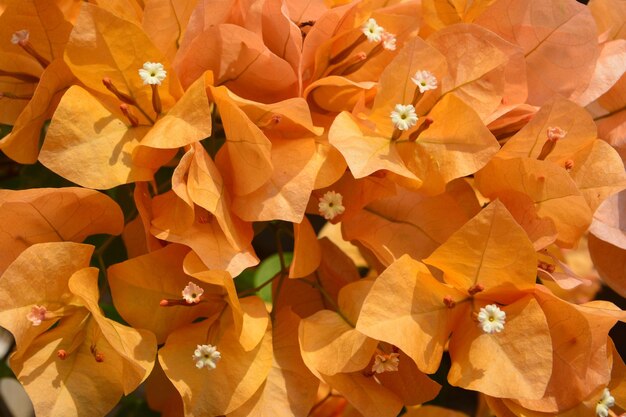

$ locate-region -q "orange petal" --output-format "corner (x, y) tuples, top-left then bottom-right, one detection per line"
(424, 200), (537, 303)
(0, 242), (93, 353)
(289, 216), (322, 279)
(429, 23), (527, 120)
(68, 268), (156, 394)
(0, 187), (123, 274)
(227, 308), (320, 417)
(0, 59), (74, 163)
(107, 244), (230, 344)
(140, 71), (213, 149)
(398, 94), (499, 195)
(475, 157), (592, 248)
(448, 295), (552, 399)
(342, 179), (477, 266)
(476, 0), (599, 106)
(65, 3), (181, 116)
(39, 86), (154, 189)
(328, 111), (419, 180)
(211, 86), (273, 196)
(357, 255), (467, 373)
(231, 137), (320, 222)
(159, 300), (272, 416)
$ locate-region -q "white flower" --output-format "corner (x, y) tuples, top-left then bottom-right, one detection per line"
(381, 32), (397, 51)
(318, 191), (345, 220)
(182, 282), (204, 304)
(361, 18), (384, 42)
(138, 62), (167, 85)
(372, 352), (400, 374)
(477, 304), (506, 334)
(193, 344), (221, 370)
(596, 388), (615, 417)
(411, 70), (438, 93)
(547, 126), (567, 142)
(390, 104), (418, 131)
(26, 305), (47, 326)
(11, 29), (29, 45)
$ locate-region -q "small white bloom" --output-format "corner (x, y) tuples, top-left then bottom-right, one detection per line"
(138, 62), (167, 85)
(182, 282), (204, 304)
(361, 18), (384, 42)
(318, 191), (345, 220)
(11, 29), (29, 45)
(477, 304), (506, 334)
(596, 388), (616, 417)
(193, 344), (221, 370)
(26, 305), (47, 326)
(372, 352), (400, 374)
(381, 32), (397, 51)
(411, 70), (438, 93)
(390, 104), (418, 131)
(547, 126), (567, 142)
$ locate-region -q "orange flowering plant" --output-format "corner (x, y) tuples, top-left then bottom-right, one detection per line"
(0, 0), (625, 416)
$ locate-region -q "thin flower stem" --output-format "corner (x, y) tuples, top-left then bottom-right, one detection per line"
(270, 228), (288, 321)
(95, 235), (116, 256)
(134, 103), (156, 125)
(299, 276), (356, 328)
(236, 265), (289, 297)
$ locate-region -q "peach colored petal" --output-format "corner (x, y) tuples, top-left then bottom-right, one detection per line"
(0, 59), (74, 163)
(64, 3), (181, 118)
(476, 0), (599, 106)
(342, 180), (477, 266)
(476, 157), (593, 248)
(140, 71), (213, 149)
(424, 200), (537, 303)
(448, 295), (552, 399)
(0, 242), (93, 353)
(289, 216), (322, 279)
(159, 299), (272, 416)
(39, 86), (154, 189)
(357, 255), (468, 374)
(211, 86), (274, 196)
(0, 187), (123, 274)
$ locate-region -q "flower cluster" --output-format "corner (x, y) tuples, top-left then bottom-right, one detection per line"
(0, 0), (624, 417)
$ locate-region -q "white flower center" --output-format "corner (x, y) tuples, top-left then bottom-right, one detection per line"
(26, 305), (48, 326)
(318, 191), (345, 220)
(361, 18), (384, 43)
(477, 304), (506, 334)
(138, 62), (167, 86)
(596, 388), (615, 417)
(182, 282), (204, 304)
(193, 344), (221, 370)
(410, 70), (438, 93)
(11, 29), (29, 45)
(372, 352), (400, 374)
(390, 104), (418, 131)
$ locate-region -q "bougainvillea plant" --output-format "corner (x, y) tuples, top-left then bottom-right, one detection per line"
(0, 0), (625, 416)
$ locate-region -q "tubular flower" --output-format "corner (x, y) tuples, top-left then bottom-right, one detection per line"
(411, 70), (438, 93)
(596, 388), (615, 417)
(138, 62), (167, 85)
(372, 352), (400, 374)
(182, 282), (204, 304)
(361, 18), (384, 42)
(193, 344), (222, 370)
(477, 304), (506, 334)
(390, 104), (418, 131)
(26, 305), (48, 326)
(381, 32), (397, 51)
(10, 29), (29, 45)
(318, 191), (345, 220)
